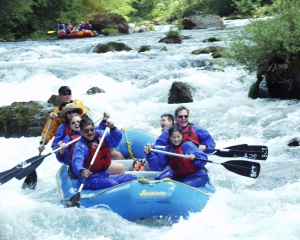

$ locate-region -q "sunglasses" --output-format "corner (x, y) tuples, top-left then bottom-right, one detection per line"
(177, 115), (189, 119)
(67, 110), (78, 114)
(71, 120), (81, 125)
(83, 128), (95, 134)
(62, 92), (72, 96)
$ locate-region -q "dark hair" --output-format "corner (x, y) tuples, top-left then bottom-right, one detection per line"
(168, 126), (182, 137)
(79, 117), (94, 130)
(174, 105), (189, 118)
(161, 114), (174, 123)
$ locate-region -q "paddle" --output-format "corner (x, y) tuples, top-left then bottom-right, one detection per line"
(150, 149), (260, 179)
(0, 137), (81, 187)
(22, 118), (53, 190)
(154, 144), (268, 160)
(47, 31), (56, 34)
(65, 127), (109, 208)
(207, 144), (268, 160)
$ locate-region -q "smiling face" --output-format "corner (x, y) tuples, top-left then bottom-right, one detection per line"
(169, 131), (183, 146)
(81, 124), (95, 141)
(161, 116), (173, 131)
(175, 109), (189, 127)
(70, 116), (81, 132)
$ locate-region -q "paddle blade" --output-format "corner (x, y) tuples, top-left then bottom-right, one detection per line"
(214, 145), (268, 160)
(222, 160), (260, 178)
(0, 168), (24, 186)
(47, 31), (56, 34)
(16, 156), (44, 180)
(65, 192), (81, 208)
(21, 170), (37, 190)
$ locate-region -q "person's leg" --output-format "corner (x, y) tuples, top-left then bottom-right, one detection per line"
(108, 163), (125, 174)
(110, 173), (137, 183)
(182, 169), (208, 187)
(110, 149), (125, 159)
(154, 167), (175, 180)
(83, 177), (119, 190)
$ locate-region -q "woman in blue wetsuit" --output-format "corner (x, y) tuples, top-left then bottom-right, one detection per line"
(144, 126), (209, 187)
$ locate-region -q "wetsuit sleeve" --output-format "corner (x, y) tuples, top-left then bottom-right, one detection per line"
(193, 124), (216, 154)
(72, 142), (88, 177)
(55, 135), (72, 164)
(101, 128), (122, 149)
(39, 107), (63, 145)
(97, 120), (107, 130)
(51, 123), (66, 149)
(182, 141), (207, 169)
(155, 129), (169, 148)
(145, 147), (169, 171)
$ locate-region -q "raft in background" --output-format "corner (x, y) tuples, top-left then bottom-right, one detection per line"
(58, 29), (94, 39)
(56, 128), (215, 222)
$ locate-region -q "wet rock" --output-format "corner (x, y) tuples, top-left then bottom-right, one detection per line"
(183, 14), (224, 30)
(287, 137), (300, 146)
(138, 45), (151, 53)
(168, 81), (193, 104)
(0, 101), (55, 138)
(87, 87), (105, 95)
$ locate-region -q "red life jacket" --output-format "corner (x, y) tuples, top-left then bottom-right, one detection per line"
(167, 143), (200, 178)
(83, 137), (111, 173)
(64, 124), (71, 136)
(178, 123), (201, 146)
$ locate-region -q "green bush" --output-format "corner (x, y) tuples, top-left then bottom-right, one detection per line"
(165, 26), (181, 38)
(103, 28), (118, 36)
(224, 0), (300, 74)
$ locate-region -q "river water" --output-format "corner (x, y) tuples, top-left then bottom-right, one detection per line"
(0, 19), (299, 240)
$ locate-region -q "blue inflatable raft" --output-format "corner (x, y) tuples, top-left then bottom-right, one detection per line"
(56, 128), (215, 222)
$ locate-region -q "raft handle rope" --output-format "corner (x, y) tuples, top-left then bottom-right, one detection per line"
(121, 127), (134, 159)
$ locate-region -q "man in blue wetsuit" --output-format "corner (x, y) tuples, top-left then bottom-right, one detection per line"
(155, 105), (216, 154)
(72, 118), (136, 190)
(57, 20), (65, 33)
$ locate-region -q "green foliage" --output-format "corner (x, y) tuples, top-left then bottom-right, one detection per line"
(103, 28), (118, 36)
(99, 0), (137, 17)
(165, 26), (181, 38)
(224, 0), (300, 73)
(233, 0), (262, 17)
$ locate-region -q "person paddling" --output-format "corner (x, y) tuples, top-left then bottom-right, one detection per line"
(72, 118), (137, 190)
(144, 126), (209, 187)
(38, 86), (87, 153)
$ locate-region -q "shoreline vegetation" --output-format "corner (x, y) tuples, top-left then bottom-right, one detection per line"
(0, 0), (279, 41)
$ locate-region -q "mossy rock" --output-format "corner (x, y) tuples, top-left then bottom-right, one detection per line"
(92, 44), (114, 53)
(0, 101), (55, 138)
(138, 45), (151, 53)
(161, 46), (168, 51)
(158, 36), (182, 44)
(107, 42), (132, 52)
(47, 94), (60, 106)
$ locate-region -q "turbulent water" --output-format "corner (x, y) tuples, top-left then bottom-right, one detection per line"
(0, 19), (300, 240)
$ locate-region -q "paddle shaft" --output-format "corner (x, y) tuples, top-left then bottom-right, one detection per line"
(150, 148), (260, 178)
(150, 149), (216, 164)
(77, 127), (109, 192)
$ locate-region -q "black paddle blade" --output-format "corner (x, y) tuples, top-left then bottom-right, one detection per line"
(65, 192), (81, 208)
(222, 160), (260, 178)
(214, 145), (268, 160)
(0, 168), (24, 186)
(16, 157), (44, 180)
(21, 170), (37, 190)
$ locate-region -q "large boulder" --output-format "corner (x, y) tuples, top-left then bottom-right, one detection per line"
(183, 14), (224, 30)
(88, 13), (129, 34)
(92, 42), (132, 53)
(168, 82), (193, 104)
(0, 101), (55, 138)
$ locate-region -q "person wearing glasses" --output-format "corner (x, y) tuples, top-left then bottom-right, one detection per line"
(72, 118), (137, 190)
(56, 114), (82, 178)
(55, 113), (126, 178)
(51, 103), (83, 150)
(155, 105), (215, 153)
(144, 126), (209, 187)
(38, 86), (87, 153)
